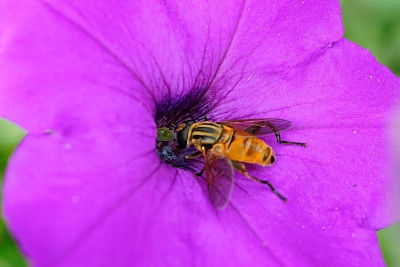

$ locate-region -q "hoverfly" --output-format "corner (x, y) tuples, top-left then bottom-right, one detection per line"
(176, 118), (306, 209)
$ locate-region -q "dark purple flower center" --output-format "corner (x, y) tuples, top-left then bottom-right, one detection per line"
(155, 88), (212, 172)
(155, 87), (211, 126)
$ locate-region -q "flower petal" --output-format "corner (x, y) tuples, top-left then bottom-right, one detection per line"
(212, 36), (400, 226)
(1, 0), (399, 266)
(196, 3), (399, 264)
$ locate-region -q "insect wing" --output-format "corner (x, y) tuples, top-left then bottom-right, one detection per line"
(218, 118), (293, 136)
(204, 150), (235, 210)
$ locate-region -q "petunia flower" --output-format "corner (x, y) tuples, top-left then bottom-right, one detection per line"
(1, 0), (399, 266)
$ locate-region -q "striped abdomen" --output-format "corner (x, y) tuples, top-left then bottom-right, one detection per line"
(212, 126), (275, 166)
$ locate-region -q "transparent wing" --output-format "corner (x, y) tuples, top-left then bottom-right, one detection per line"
(204, 150), (235, 210)
(218, 118), (293, 136)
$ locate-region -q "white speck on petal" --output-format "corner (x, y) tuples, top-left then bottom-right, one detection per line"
(64, 143), (72, 150)
(72, 196), (80, 204)
(45, 129), (54, 134)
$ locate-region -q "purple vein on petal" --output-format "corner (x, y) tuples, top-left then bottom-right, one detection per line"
(40, 0), (157, 105)
(226, 194), (285, 266)
(192, 172), (285, 265)
(46, 161), (163, 266)
(207, 1), (246, 89)
(153, 2), (249, 127)
(148, 168), (179, 216)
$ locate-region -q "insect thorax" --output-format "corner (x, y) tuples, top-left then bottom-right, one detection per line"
(190, 122), (223, 145)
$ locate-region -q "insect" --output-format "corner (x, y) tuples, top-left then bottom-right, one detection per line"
(176, 118), (306, 209)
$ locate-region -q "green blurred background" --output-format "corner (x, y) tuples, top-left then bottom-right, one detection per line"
(1, 0), (400, 266)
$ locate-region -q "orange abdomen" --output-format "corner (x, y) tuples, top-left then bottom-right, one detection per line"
(211, 126), (274, 166)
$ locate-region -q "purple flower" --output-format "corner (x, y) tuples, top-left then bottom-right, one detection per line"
(1, 0), (399, 266)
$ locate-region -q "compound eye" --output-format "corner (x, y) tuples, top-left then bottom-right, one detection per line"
(184, 120), (196, 126)
(177, 126), (189, 148)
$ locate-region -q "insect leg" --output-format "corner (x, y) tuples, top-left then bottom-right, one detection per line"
(231, 161), (287, 202)
(275, 132), (306, 147)
(184, 151), (202, 159)
(183, 151), (205, 177)
(194, 146), (209, 177)
(246, 121), (306, 147)
(185, 151), (205, 176)
(195, 168), (205, 177)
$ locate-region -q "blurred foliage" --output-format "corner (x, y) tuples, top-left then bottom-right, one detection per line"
(378, 222), (400, 267)
(341, 0), (400, 76)
(1, 0), (400, 266)
(0, 120), (26, 266)
(341, 0), (400, 266)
